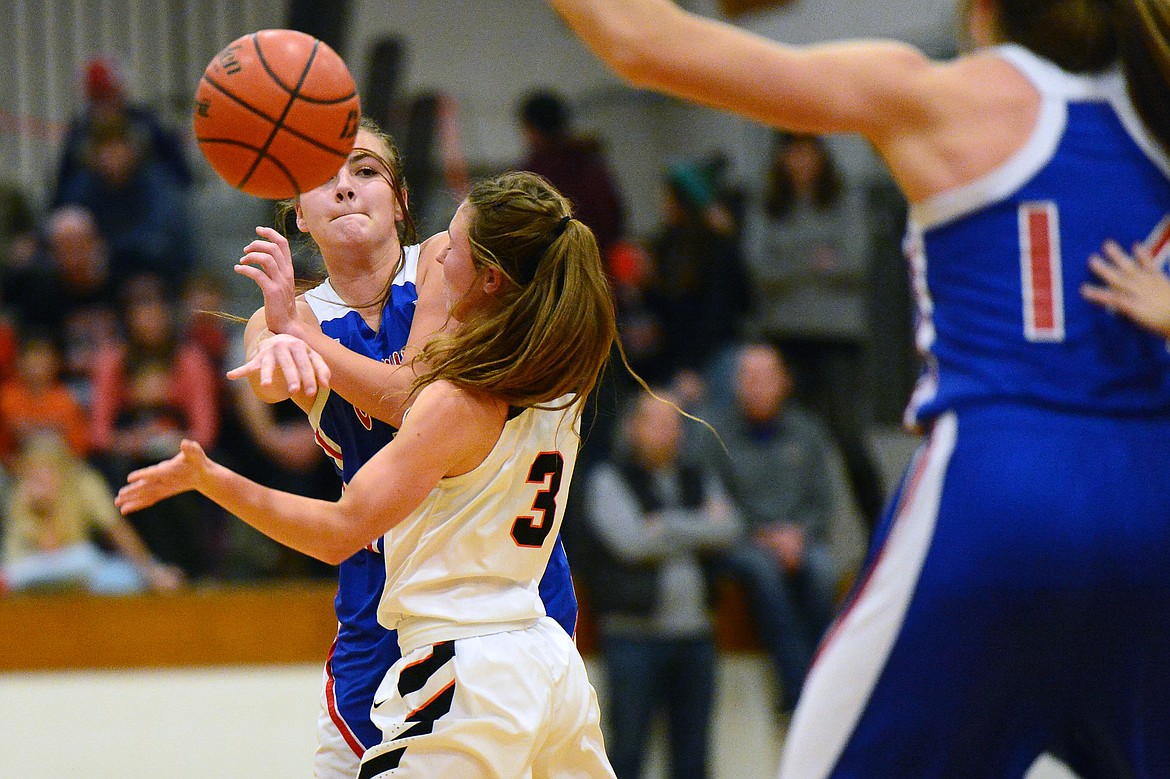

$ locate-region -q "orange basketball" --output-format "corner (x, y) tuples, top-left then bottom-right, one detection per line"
(193, 29), (360, 199)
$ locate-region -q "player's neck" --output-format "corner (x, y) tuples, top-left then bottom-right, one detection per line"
(325, 242), (402, 312)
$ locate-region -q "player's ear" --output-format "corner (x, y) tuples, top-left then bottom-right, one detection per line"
(480, 266), (505, 295)
(294, 201), (307, 233)
(396, 187), (409, 222)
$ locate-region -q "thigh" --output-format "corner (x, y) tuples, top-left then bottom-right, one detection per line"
(362, 620), (614, 779)
(534, 622), (616, 779)
(783, 409), (1170, 778)
(780, 414), (1049, 778)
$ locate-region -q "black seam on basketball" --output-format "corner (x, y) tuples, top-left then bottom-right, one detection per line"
(201, 74), (282, 123)
(195, 138), (267, 153)
(199, 75), (352, 158)
(282, 91), (357, 106)
(239, 34), (321, 193)
(241, 52), (356, 105)
(202, 137), (300, 193)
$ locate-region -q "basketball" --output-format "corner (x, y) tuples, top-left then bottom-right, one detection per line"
(193, 29), (361, 199)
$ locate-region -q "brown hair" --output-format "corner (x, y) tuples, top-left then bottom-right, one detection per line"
(414, 171), (617, 409)
(274, 116), (417, 306)
(993, 0), (1170, 154)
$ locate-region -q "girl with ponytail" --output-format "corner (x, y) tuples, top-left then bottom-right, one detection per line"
(116, 171), (618, 778)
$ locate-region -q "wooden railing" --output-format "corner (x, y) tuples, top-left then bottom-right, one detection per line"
(1, 578), (765, 672)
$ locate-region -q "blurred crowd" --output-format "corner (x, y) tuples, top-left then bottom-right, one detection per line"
(2, 62), (906, 773)
(0, 57), (339, 596)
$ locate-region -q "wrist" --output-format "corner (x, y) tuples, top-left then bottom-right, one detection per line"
(283, 318), (309, 340)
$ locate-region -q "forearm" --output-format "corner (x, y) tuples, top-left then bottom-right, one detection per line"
(196, 457), (362, 564)
(659, 507), (740, 550)
(243, 315), (294, 404)
(587, 467), (673, 562)
(287, 322), (420, 428)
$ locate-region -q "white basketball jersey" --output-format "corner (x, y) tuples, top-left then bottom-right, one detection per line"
(378, 398), (582, 654)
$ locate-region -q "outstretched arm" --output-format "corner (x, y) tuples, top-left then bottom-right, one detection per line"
(545, 0), (931, 137)
(1082, 240), (1170, 338)
(115, 382), (500, 564)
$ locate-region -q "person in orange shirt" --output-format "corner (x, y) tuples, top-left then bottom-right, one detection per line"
(0, 329), (89, 464)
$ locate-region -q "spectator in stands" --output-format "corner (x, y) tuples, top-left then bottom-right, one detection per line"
(581, 388), (740, 779)
(56, 112), (193, 291)
(743, 131), (885, 534)
(2, 205), (112, 339)
(88, 273), (218, 578)
(1, 432), (183, 594)
(517, 88), (627, 261)
(694, 341), (841, 715)
(0, 181), (37, 271)
(182, 276), (336, 580)
(0, 329), (89, 465)
(53, 55), (192, 206)
(649, 159), (753, 392)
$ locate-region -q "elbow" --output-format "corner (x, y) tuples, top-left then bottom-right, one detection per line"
(318, 547), (350, 567)
(318, 536), (363, 567)
(249, 375), (292, 405)
(318, 504), (379, 566)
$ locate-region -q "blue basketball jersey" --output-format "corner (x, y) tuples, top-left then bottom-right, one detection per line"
(780, 47), (1170, 779)
(302, 245), (577, 755)
(904, 44), (1170, 428)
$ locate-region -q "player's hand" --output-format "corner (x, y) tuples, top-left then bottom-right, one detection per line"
(236, 225), (300, 336)
(115, 440), (212, 515)
(226, 332), (330, 397)
(1082, 240), (1170, 338)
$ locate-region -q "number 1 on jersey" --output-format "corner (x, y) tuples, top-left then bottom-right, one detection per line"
(1019, 201), (1065, 342)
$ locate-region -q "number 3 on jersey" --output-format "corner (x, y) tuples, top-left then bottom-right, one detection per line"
(511, 451), (564, 548)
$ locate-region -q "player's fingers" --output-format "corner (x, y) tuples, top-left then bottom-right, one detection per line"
(1133, 242), (1161, 272)
(247, 232), (294, 277)
(289, 347), (318, 396)
(124, 463), (159, 483)
(239, 250), (279, 273)
(256, 225), (290, 253)
(1080, 282), (1124, 311)
(258, 349), (277, 387)
(1088, 254), (1132, 290)
(1101, 240), (1139, 272)
(308, 350), (332, 390)
(242, 238), (279, 254)
(225, 358), (257, 380)
(274, 348), (302, 394)
(180, 439), (205, 458)
(234, 262), (274, 290)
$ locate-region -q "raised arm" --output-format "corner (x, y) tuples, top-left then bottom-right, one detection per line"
(544, 0), (1037, 203)
(234, 228), (451, 427)
(545, 0), (931, 137)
